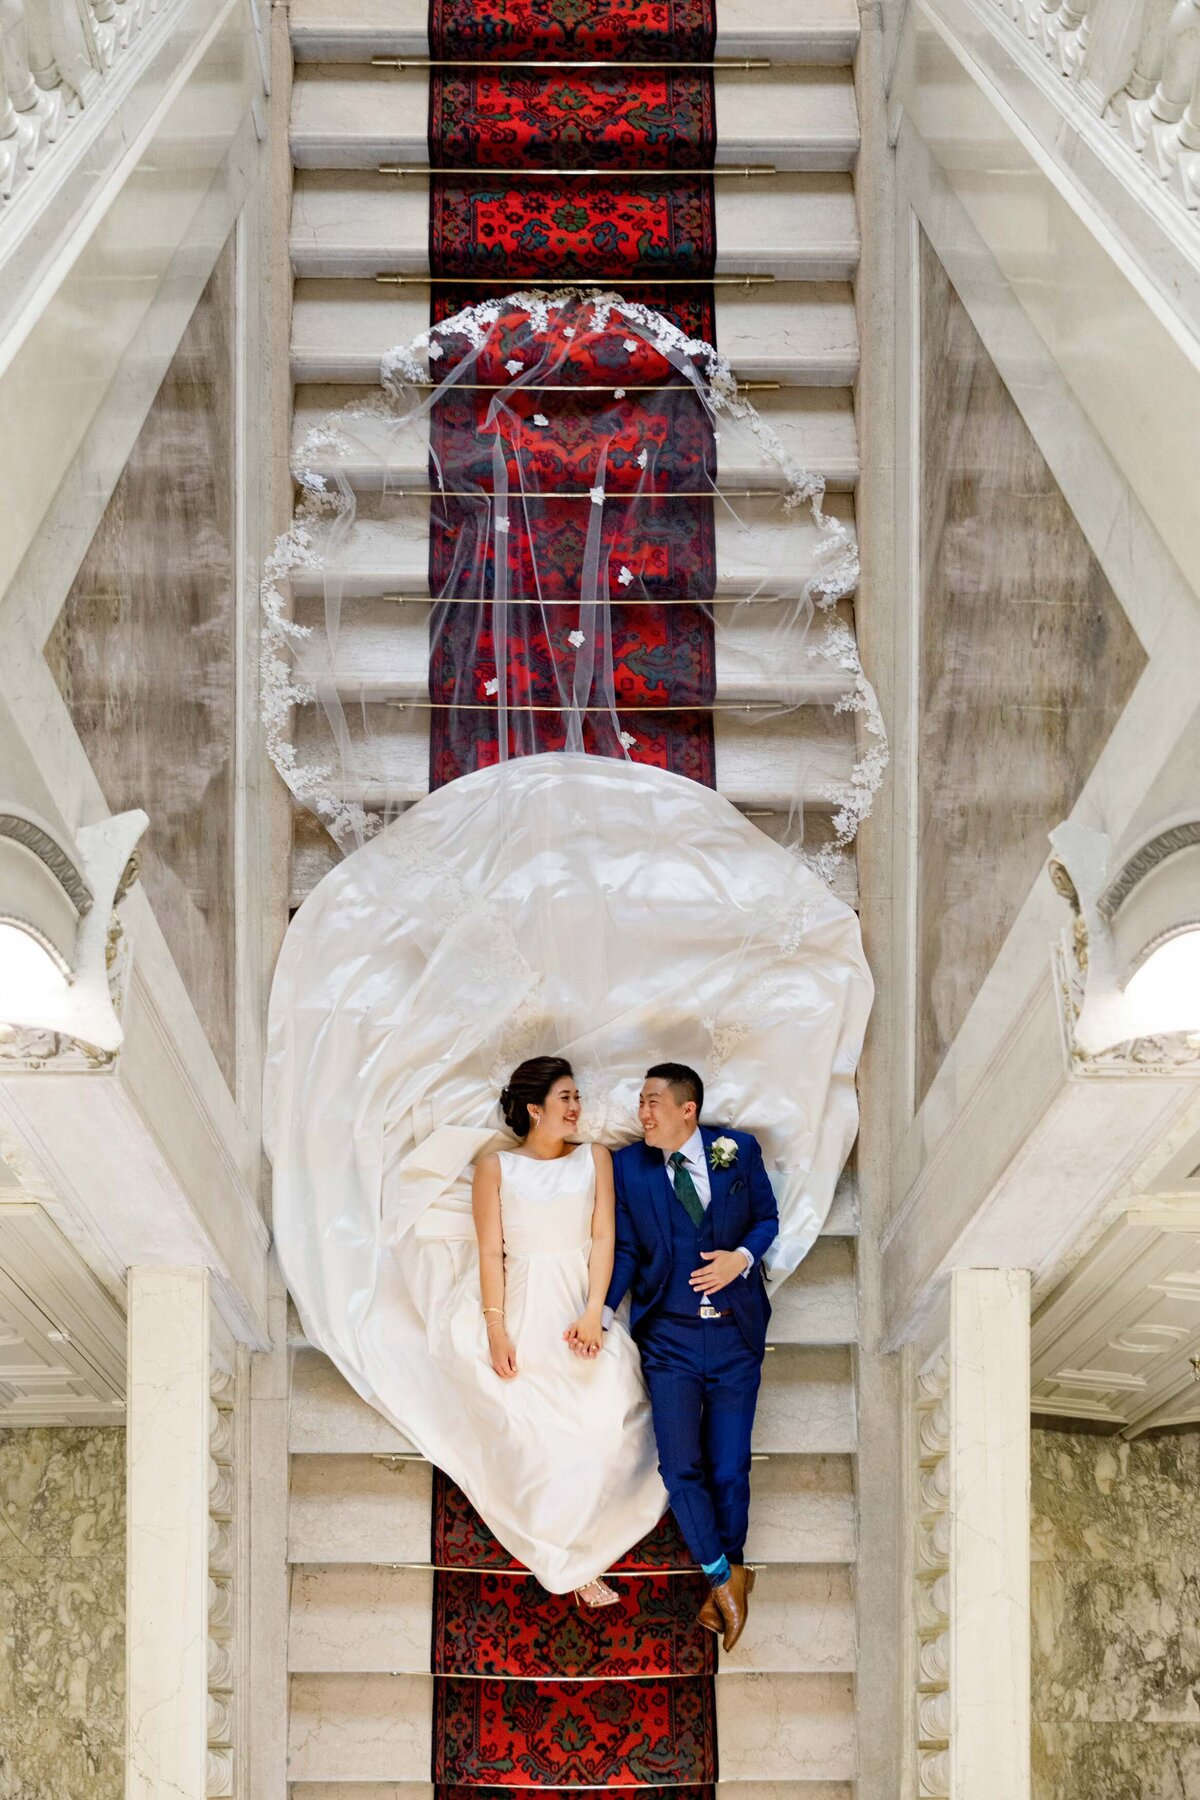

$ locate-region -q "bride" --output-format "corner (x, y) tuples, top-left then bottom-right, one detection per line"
(470, 1054), (667, 1606)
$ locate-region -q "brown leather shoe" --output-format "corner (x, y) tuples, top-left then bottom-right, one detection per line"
(697, 1587), (723, 1635)
(712, 1563), (755, 1651)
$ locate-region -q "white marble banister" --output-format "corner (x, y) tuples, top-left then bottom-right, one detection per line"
(988, 0), (1200, 211)
(910, 1272), (1031, 1800)
(0, 0), (89, 200)
(0, 0), (267, 209)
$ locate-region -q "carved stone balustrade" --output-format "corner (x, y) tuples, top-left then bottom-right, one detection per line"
(988, 0), (1200, 211)
(0, 0), (170, 209)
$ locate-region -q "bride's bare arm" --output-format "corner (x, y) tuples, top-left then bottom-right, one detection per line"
(472, 1155), (517, 1379)
(565, 1145), (615, 1358)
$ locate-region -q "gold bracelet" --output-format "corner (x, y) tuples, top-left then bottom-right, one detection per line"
(482, 1306), (504, 1317)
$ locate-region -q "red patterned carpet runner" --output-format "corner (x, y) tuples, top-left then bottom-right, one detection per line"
(432, 1474), (717, 1785)
(426, 0), (718, 786)
(425, 3), (720, 1791)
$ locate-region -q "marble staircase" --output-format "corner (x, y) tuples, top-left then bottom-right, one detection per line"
(282, 1), (865, 1791)
(286, 1198), (861, 1792)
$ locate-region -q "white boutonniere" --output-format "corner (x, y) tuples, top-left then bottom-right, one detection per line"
(709, 1136), (738, 1170)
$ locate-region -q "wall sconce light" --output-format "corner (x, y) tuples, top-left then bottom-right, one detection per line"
(0, 806), (148, 1056)
(1049, 819), (1200, 1065)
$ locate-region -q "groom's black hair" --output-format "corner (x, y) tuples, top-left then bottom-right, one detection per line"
(646, 1062), (704, 1118)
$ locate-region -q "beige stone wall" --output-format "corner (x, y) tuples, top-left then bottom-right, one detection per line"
(0, 1427), (124, 1798)
(1032, 1426), (1200, 1799)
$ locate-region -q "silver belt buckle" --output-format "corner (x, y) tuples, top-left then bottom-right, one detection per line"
(699, 1299), (721, 1320)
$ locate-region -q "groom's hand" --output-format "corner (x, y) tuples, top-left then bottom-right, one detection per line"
(690, 1249), (752, 1295)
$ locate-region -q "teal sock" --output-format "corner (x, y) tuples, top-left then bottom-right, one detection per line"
(702, 1554), (731, 1588)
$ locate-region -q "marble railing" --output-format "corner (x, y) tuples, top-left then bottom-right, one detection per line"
(0, 0), (159, 204)
(0, 0), (270, 210)
(993, 0), (1200, 213)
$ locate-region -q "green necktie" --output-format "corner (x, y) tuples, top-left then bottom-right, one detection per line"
(669, 1152), (706, 1230)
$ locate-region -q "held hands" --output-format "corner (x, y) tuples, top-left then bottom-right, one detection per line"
(689, 1248), (751, 1297)
(564, 1310), (604, 1358)
(486, 1317), (518, 1379)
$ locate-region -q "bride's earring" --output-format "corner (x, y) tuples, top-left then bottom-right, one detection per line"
(529, 1109), (541, 1129)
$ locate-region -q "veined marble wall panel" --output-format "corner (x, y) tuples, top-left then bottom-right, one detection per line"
(45, 239), (239, 1090)
(0, 1426), (125, 1798)
(915, 230), (1145, 1100)
(1031, 1427), (1200, 1799)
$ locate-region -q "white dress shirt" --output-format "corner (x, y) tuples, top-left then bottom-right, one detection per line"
(666, 1129), (754, 1275)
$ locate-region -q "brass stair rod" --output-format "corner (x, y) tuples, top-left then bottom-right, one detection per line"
(390, 700), (780, 714)
(370, 487), (782, 498)
(403, 380), (781, 392)
(380, 163), (776, 177)
(376, 274), (777, 287)
(381, 593), (784, 604)
(371, 56), (772, 69)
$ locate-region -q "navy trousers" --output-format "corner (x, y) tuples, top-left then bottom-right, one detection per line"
(637, 1311), (763, 1568)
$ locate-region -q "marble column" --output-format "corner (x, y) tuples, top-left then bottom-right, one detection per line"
(126, 1266), (210, 1800)
(949, 1268), (1031, 1800)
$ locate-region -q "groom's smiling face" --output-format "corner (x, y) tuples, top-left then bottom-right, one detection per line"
(639, 1078), (696, 1153)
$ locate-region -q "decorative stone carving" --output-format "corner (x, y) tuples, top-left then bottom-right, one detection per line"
(1053, 935), (1200, 1076)
(206, 1342), (241, 1796)
(1048, 822), (1200, 1074)
(0, 807), (146, 1065)
(914, 1348), (952, 1794)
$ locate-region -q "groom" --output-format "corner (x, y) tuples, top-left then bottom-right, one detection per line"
(604, 1062), (778, 1649)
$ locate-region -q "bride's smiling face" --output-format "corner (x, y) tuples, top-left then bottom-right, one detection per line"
(535, 1078), (581, 1138)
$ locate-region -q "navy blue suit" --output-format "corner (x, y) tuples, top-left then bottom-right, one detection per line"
(606, 1127), (778, 1566)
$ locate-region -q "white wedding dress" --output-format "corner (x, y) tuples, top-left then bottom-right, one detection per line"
(264, 753), (873, 1592)
(458, 1144), (666, 1586)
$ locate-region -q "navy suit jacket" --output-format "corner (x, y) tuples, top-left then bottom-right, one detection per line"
(606, 1126), (778, 1354)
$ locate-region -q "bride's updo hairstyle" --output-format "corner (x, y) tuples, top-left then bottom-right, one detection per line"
(499, 1057), (574, 1139)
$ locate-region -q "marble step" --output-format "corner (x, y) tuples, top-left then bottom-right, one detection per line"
(291, 280), (859, 387)
(287, 1669), (856, 1783)
(768, 1238), (856, 1344)
(282, 1205), (858, 1352)
(292, 1788), (853, 1800)
(287, 1560), (854, 1674)
(292, 697), (857, 812)
(290, 0), (861, 66)
(289, 594), (859, 707)
(292, 383), (858, 491)
(284, 1236), (854, 1348)
(290, 65), (858, 173)
(285, 492), (858, 602)
(288, 1452), (857, 1567)
(289, 1343), (855, 1456)
(289, 802), (861, 912)
(290, 170), (860, 282)
(283, 1236), (855, 1350)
